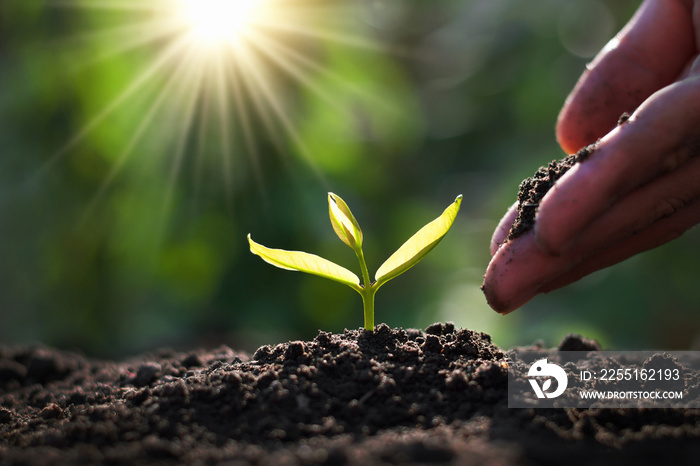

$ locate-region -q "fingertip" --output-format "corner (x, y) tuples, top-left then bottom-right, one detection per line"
(482, 234), (542, 314)
(556, 106), (594, 155)
(481, 269), (536, 315)
(482, 250), (516, 314)
(481, 271), (518, 315)
(556, 83), (594, 155)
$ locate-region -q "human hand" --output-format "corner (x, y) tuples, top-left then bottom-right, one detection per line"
(483, 0), (700, 313)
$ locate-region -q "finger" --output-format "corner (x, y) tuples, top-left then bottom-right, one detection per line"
(556, 0), (695, 154)
(541, 157), (700, 292)
(485, 195), (700, 314)
(483, 229), (567, 313)
(540, 197), (700, 293)
(537, 76), (700, 256)
(490, 202), (518, 256)
(484, 153), (700, 313)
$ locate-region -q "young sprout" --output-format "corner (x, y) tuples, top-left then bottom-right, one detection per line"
(248, 193), (462, 331)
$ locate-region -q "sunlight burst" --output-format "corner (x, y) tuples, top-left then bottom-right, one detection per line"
(46, 0), (393, 218)
(176, 0), (263, 47)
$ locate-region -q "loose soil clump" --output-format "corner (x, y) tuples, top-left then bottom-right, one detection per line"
(508, 112), (633, 241)
(508, 144), (596, 241)
(1, 324), (700, 465)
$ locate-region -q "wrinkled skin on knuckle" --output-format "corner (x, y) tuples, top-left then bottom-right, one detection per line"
(655, 196), (689, 220)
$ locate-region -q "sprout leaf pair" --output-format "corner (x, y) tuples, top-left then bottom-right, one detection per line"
(248, 193), (462, 330)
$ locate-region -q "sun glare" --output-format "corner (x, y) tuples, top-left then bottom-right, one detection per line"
(177, 0), (262, 47)
(45, 0), (390, 219)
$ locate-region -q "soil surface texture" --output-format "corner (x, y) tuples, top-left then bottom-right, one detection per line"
(2, 324), (700, 465)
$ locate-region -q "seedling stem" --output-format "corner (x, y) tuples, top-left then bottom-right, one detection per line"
(355, 247), (375, 330)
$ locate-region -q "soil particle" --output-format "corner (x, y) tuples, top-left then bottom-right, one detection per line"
(132, 362), (161, 387)
(508, 144), (597, 241)
(557, 333), (601, 352)
(1, 328), (699, 465)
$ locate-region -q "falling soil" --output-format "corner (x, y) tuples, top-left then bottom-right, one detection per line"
(1, 324), (700, 465)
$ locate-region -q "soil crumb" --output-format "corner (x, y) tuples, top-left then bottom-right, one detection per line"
(508, 144), (596, 241)
(2, 328), (700, 465)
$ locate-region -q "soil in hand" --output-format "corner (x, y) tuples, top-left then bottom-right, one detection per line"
(508, 144), (596, 241)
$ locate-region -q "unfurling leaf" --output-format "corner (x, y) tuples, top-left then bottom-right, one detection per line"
(374, 195), (462, 288)
(248, 235), (361, 290)
(328, 193), (363, 250)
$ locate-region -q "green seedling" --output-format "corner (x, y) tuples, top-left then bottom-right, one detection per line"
(248, 193), (462, 331)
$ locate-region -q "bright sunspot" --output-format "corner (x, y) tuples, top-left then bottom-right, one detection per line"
(177, 0), (262, 47)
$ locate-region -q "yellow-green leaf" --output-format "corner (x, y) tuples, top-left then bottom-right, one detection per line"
(374, 195), (462, 288)
(328, 193), (363, 250)
(248, 234), (361, 290)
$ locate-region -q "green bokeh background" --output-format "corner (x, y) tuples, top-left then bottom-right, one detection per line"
(2, 0), (699, 357)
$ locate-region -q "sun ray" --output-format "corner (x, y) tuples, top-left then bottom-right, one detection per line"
(263, 22), (386, 53)
(79, 37), (197, 225)
(226, 53), (266, 199)
(231, 42), (291, 162)
(213, 53), (235, 205)
(245, 59), (323, 181)
(37, 34), (191, 179)
(44, 0), (399, 221)
(193, 73), (214, 204)
(58, 20), (184, 71)
(164, 48), (207, 220)
(53, 0), (165, 12)
(248, 31), (343, 113)
(248, 27), (410, 124)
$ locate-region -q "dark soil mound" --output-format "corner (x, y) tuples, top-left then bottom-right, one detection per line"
(1, 324), (699, 465)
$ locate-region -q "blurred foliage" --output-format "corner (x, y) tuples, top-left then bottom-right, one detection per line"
(1, 0), (699, 356)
